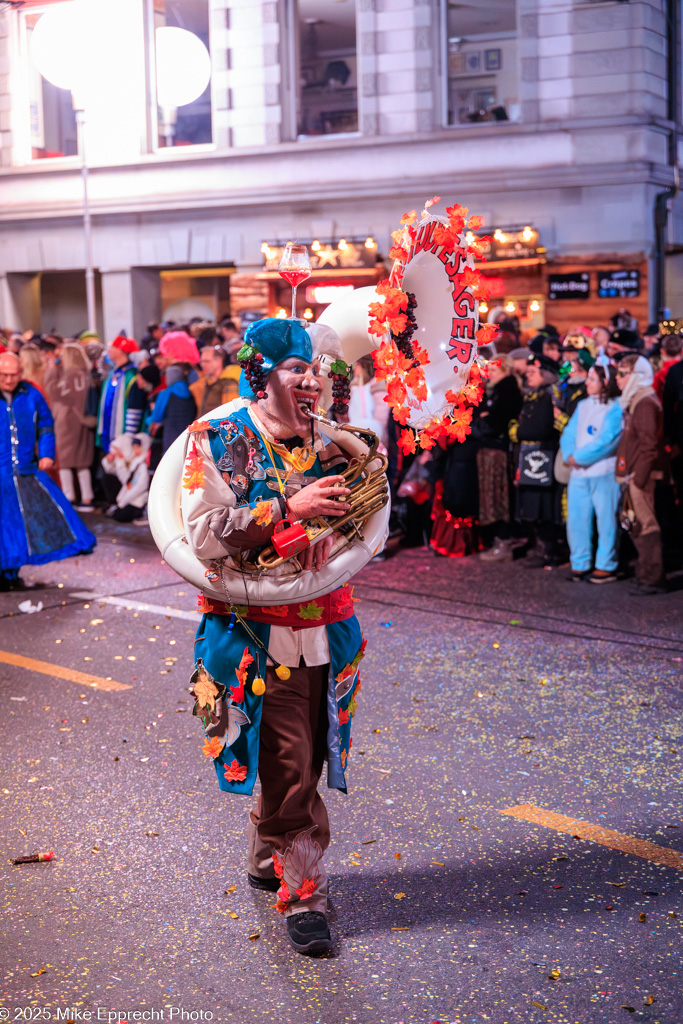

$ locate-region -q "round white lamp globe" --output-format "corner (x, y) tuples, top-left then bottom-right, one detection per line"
(30, 2), (81, 92)
(155, 26), (211, 109)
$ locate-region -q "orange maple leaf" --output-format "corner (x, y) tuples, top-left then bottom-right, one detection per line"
(273, 852), (283, 879)
(447, 406), (474, 443)
(224, 759), (247, 783)
(400, 209), (418, 225)
(398, 429), (417, 456)
(296, 878), (317, 900)
(231, 646), (254, 702)
(251, 500), (274, 527)
(393, 405), (412, 425)
(413, 343), (430, 366)
(418, 432), (437, 450)
(188, 419), (212, 434)
(476, 323), (500, 346)
(387, 313), (409, 335)
(202, 736), (223, 759)
(445, 388), (460, 404)
(461, 383), (484, 405)
(468, 214), (486, 229)
(389, 244), (409, 262)
(182, 441), (205, 494)
(432, 223), (456, 248)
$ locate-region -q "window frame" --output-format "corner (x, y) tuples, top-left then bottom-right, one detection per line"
(285, 0), (362, 143)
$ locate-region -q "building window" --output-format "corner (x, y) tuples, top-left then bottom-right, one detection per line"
(295, 0), (358, 137)
(26, 6), (78, 160)
(152, 0), (212, 148)
(444, 0), (519, 126)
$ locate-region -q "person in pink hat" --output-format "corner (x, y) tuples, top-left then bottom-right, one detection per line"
(149, 331), (199, 453)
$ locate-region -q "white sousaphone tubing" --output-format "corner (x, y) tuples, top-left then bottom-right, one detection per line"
(148, 398), (389, 606)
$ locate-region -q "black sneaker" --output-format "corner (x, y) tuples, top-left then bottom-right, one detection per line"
(286, 911), (332, 954)
(247, 872), (279, 893)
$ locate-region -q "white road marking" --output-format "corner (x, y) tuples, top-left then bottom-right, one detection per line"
(70, 591), (202, 622)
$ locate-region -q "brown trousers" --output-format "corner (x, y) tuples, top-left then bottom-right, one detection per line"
(629, 479), (665, 586)
(248, 662), (330, 917)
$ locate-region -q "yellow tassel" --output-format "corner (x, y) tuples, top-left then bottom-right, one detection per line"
(275, 665), (291, 681)
(252, 677), (266, 696)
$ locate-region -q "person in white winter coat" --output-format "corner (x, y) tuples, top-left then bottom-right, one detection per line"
(102, 432), (151, 523)
(560, 363), (623, 584)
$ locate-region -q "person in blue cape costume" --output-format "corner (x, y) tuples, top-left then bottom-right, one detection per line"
(0, 353), (96, 591)
(181, 318), (365, 955)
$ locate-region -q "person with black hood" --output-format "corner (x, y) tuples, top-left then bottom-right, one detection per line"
(476, 355), (523, 561)
(606, 328), (642, 363)
(509, 352), (563, 567)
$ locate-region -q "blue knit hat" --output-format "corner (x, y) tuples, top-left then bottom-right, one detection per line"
(238, 318), (313, 399)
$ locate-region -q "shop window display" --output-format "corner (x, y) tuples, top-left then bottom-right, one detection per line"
(445, 0), (519, 126)
(296, 0), (358, 137)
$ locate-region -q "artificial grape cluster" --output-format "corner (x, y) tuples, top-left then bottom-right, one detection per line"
(238, 343), (268, 399)
(329, 358), (352, 416)
(394, 291), (418, 359)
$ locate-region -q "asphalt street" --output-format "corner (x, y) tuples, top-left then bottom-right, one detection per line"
(1, 514), (682, 1024)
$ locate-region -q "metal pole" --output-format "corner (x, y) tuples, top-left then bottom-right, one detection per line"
(76, 108), (97, 335)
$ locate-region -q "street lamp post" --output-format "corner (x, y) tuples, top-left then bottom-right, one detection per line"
(30, 3), (98, 334)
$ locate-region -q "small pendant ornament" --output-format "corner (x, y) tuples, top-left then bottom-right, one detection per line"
(275, 665), (291, 681)
(252, 676), (266, 696)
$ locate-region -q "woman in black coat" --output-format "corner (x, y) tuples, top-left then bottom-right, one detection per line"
(474, 355), (523, 559)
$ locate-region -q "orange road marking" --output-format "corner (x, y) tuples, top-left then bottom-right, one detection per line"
(500, 803), (683, 871)
(0, 649), (132, 692)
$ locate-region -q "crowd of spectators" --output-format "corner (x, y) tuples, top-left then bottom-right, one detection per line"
(389, 308), (683, 596)
(1, 305), (681, 596)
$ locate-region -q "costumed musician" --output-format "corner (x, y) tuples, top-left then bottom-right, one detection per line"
(181, 317), (367, 955)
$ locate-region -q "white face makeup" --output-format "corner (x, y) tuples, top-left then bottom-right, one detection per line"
(260, 356), (322, 438)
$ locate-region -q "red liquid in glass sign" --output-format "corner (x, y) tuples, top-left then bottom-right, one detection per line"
(280, 269), (311, 288)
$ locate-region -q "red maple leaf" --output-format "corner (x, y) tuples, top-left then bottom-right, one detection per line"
(296, 877), (317, 900)
(445, 388), (460, 404)
(338, 708), (350, 725)
(392, 405), (412, 425)
(230, 646), (253, 702)
(224, 759), (247, 783)
(468, 214), (486, 229)
(432, 223), (456, 248)
(398, 429), (417, 456)
(418, 432), (437, 451)
(476, 323), (500, 346)
(278, 880), (291, 903)
(272, 852), (284, 879)
(389, 244), (409, 262)
(447, 406), (474, 443)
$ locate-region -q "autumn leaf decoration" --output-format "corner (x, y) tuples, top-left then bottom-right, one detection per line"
(202, 736), (224, 760)
(251, 500), (274, 527)
(370, 196), (492, 450)
(297, 601), (324, 621)
(182, 440), (205, 493)
(230, 646), (254, 703)
(187, 419), (212, 434)
(224, 759), (248, 783)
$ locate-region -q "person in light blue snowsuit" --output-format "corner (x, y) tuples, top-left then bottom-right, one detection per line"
(560, 362), (623, 583)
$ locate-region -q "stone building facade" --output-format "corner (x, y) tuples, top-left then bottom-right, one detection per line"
(0, 0), (680, 341)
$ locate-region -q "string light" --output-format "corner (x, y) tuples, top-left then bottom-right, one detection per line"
(276, 308), (287, 319)
(260, 242), (274, 258)
(529, 299), (541, 312)
(465, 231), (475, 245)
(303, 307), (314, 320)
(364, 237), (377, 249)
(505, 301), (516, 313)
(478, 301), (489, 314)
(311, 240), (321, 252)
(494, 229), (508, 243)
(521, 226), (535, 242)
(337, 238), (348, 251)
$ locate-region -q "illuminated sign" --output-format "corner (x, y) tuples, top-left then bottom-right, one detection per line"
(469, 226), (541, 262)
(261, 240), (376, 272)
(306, 284), (356, 304)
